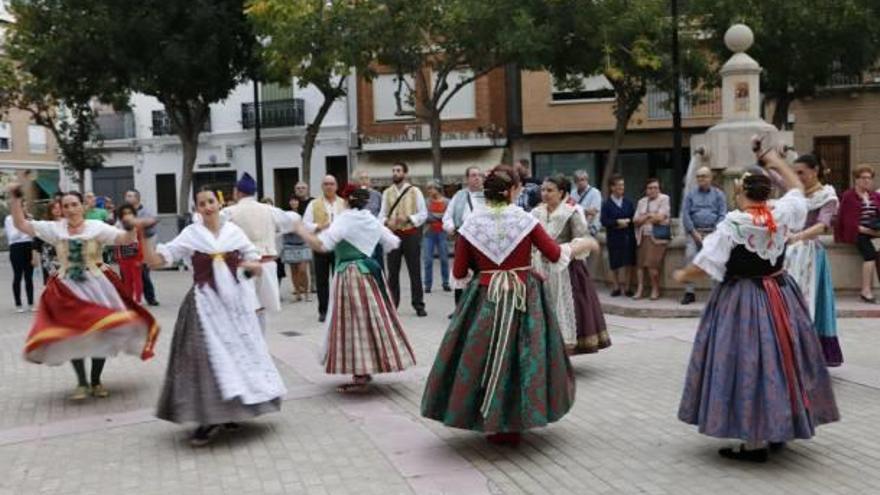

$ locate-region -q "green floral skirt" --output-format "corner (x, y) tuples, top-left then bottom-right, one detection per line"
(420, 273), (575, 433)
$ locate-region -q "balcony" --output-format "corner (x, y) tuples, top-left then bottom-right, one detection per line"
(95, 112), (136, 140)
(151, 110), (211, 137)
(241, 98), (305, 129)
(361, 125), (506, 152)
(647, 86), (722, 120)
(825, 68), (880, 89)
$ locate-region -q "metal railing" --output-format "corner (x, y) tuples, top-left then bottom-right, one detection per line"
(241, 98), (305, 129)
(646, 86), (722, 120)
(151, 110), (211, 136)
(95, 112), (136, 140)
(826, 68), (880, 89)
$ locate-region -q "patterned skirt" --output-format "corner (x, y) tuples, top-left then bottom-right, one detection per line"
(569, 261), (611, 355)
(156, 290), (280, 425)
(421, 273), (575, 433)
(323, 263), (415, 375)
(678, 274), (840, 443)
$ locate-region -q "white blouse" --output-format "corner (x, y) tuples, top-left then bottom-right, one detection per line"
(694, 189), (807, 281)
(31, 219), (122, 245)
(317, 209), (400, 256)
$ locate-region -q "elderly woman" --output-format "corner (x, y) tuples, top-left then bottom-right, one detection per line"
(633, 178), (671, 300)
(600, 175), (636, 297)
(835, 165), (880, 303)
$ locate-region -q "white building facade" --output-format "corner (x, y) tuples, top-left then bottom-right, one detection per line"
(86, 78), (356, 241)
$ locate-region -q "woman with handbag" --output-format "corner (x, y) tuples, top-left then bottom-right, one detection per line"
(834, 165), (880, 303)
(633, 178), (671, 300)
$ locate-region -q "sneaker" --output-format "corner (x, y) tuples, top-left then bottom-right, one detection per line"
(70, 386), (90, 401)
(680, 292), (696, 305)
(15, 306), (25, 314)
(91, 384), (109, 398)
(190, 425), (222, 447)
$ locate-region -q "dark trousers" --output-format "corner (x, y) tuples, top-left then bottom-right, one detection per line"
(314, 251), (335, 316)
(10, 242), (34, 307)
(387, 232), (425, 311)
(141, 264), (157, 304)
(71, 358), (105, 386)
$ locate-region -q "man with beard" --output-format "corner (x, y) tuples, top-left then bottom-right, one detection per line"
(380, 162), (428, 317)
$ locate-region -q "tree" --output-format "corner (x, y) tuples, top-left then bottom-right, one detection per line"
(691, 0), (880, 129)
(247, 0), (379, 187)
(372, 0), (547, 181)
(542, 0), (704, 192)
(102, 0), (258, 216)
(0, 0), (126, 191)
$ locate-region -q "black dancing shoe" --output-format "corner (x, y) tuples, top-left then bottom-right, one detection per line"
(190, 424), (222, 447)
(318, 313), (326, 323)
(718, 445), (769, 463)
(416, 308), (428, 317)
(680, 292), (696, 305)
(768, 442), (786, 452)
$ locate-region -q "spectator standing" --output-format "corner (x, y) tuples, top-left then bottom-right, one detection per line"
(443, 166), (485, 315)
(423, 181), (450, 293)
(354, 169), (386, 270)
(380, 162), (428, 317)
(303, 176), (346, 322)
(125, 189), (159, 306)
(633, 178), (671, 300)
(84, 192), (109, 222)
(679, 167), (727, 304)
(570, 170), (603, 235)
(835, 165), (880, 303)
(514, 159), (541, 212)
(600, 175), (636, 297)
(5, 198), (35, 312)
(114, 204), (145, 303)
(282, 182), (314, 302)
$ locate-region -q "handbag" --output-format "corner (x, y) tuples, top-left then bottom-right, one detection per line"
(652, 223), (672, 240)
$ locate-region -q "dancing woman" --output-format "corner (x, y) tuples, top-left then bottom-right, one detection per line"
(294, 186), (415, 393)
(783, 155), (842, 366)
(421, 165), (596, 445)
(531, 175), (609, 355)
(142, 187), (286, 447)
(674, 149), (839, 463)
(7, 185), (158, 400)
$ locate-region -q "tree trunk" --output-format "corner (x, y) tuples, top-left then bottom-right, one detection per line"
(601, 109), (631, 193)
(771, 93), (793, 130)
(430, 112), (442, 182)
(302, 94), (336, 187)
(177, 132), (198, 218)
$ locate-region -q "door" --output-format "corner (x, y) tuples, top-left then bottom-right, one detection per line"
(813, 136), (851, 194)
(273, 167), (300, 209)
(326, 155), (349, 188)
(91, 166), (134, 206)
(193, 170), (237, 206)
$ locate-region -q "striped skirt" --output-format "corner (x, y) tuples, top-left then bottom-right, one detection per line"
(323, 264), (415, 375)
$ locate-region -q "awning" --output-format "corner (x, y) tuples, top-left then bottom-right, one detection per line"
(34, 170), (60, 196)
(355, 147), (506, 185)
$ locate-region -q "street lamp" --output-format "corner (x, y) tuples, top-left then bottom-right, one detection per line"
(671, 0), (683, 211)
(252, 77), (264, 199)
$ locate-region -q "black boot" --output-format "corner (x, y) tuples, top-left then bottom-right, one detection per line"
(718, 445), (769, 463)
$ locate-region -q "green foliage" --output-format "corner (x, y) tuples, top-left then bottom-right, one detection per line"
(690, 0), (880, 127)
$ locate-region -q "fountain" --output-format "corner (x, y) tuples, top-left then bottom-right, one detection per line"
(685, 24), (793, 201)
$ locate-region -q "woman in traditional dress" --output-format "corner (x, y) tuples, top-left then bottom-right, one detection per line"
(7, 186), (159, 401)
(783, 154), (842, 366)
(674, 149), (839, 463)
(32, 199), (63, 284)
(600, 174), (636, 297)
(114, 204), (145, 303)
(421, 165), (596, 446)
(294, 186), (415, 393)
(142, 187), (286, 447)
(532, 175), (609, 355)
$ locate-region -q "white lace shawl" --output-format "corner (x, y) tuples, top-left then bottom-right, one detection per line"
(157, 221), (286, 405)
(458, 205), (539, 265)
(694, 189), (807, 282)
(318, 209), (400, 255)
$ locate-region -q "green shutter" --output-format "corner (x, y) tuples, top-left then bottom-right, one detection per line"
(260, 82), (294, 102)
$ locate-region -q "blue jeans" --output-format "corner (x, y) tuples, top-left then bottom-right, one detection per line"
(422, 230), (449, 290)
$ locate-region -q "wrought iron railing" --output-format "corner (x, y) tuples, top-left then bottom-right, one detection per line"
(95, 112), (136, 140)
(241, 98), (305, 129)
(151, 110), (211, 136)
(646, 86), (722, 120)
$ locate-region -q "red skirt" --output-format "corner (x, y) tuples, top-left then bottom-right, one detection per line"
(24, 269), (159, 364)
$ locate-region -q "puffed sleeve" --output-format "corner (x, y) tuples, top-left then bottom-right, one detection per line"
(693, 220), (735, 282)
(156, 226), (195, 267)
(815, 200), (837, 229)
(379, 226), (401, 252)
(30, 220), (60, 244)
(316, 220), (344, 251)
(273, 207), (300, 234)
(90, 220), (125, 245)
(773, 189), (808, 232)
(568, 210), (592, 260)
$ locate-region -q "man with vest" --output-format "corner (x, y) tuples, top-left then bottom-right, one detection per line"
(222, 172), (296, 328)
(570, 170), (602, 236)
(354, 169), (386, 271)
(442, 166), (485, 315)
(303, 175), (346, 322)
(380, 162), (428, 317)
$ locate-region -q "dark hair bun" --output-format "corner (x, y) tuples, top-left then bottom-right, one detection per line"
(544, 174), (570, 197)
(484, 164), (521, 203)
(743, 172), (772, 202)
(347, 188), (370, 210)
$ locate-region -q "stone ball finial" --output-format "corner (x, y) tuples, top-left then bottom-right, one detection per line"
(724, 24), (754, 53)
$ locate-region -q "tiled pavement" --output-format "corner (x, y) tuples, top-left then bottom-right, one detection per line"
(0, 267), (878, 494)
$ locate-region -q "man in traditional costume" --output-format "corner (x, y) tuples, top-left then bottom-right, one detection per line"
(303, 175), (346, 322)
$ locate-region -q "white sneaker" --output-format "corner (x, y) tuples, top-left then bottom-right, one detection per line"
(15, 306), (25, 313)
